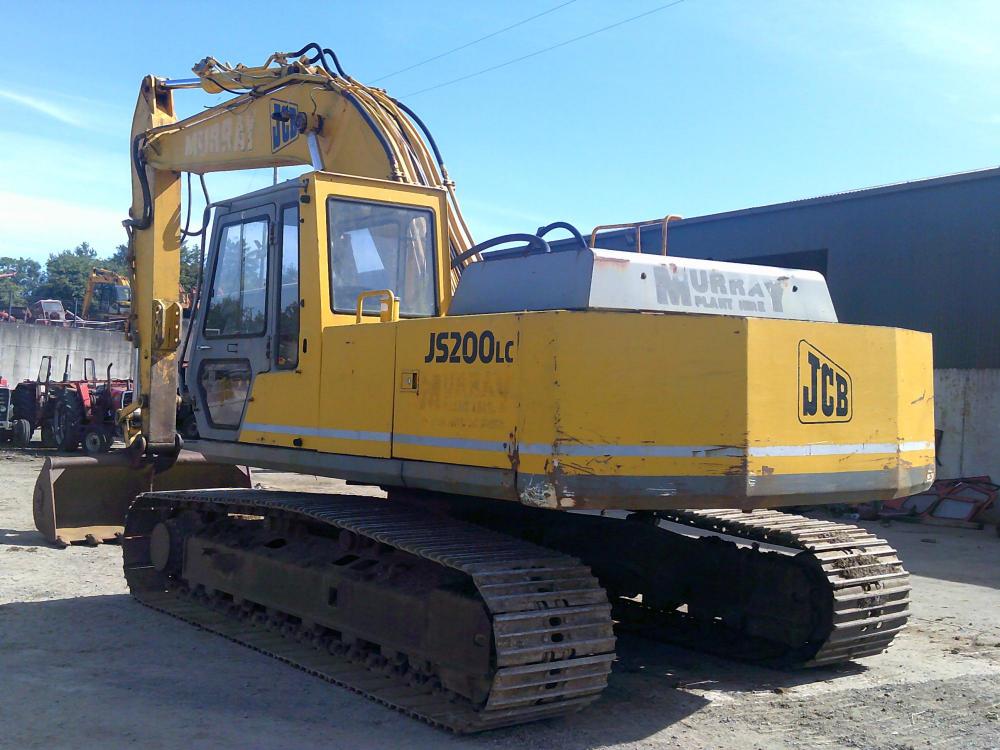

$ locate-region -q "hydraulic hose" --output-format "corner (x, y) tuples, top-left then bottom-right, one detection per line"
(124, 133), (152, 231)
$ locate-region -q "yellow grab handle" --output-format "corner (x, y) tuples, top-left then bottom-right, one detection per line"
(355, 289), (400, 324)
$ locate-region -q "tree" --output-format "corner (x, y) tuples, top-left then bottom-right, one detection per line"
(32, 243), (99, 312)
(4, 238), (206, 316)
(180, 242), (202, 295)
(0, 256), (42, 310)
(99, 241), (201, 293)
(103, 244), (130, 276)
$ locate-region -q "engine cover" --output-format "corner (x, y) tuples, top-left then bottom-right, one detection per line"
(449, 247), (837, 323)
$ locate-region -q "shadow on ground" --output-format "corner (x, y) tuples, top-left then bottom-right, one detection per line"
(0, 595), (718, 749)
(0, 527), (53, 548)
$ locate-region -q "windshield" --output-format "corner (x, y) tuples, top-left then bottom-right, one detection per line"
(328, 198), (436, 317)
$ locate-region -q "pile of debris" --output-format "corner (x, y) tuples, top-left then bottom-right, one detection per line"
(875, 477), (998, 532)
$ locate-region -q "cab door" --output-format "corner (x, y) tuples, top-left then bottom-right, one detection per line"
(312, 172), (451, 460)
(189, 202), (275, 441)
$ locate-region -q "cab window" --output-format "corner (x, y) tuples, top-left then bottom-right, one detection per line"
(95, 283), (130, 315)
(204, 218), (269, 337)
(328, 199), (436, 317)
(276, 206), (299, 368)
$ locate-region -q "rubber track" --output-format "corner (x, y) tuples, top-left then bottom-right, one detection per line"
(660, 508), (910, 667)
(122, 489), (615, 733)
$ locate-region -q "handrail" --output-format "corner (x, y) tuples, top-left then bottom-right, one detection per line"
(589, 214), (683, 255)
(355, 289), (399, 324)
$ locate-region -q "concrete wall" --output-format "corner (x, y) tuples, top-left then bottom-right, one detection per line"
(934, 369), (1000, 481)
(0, 323), (132, 384)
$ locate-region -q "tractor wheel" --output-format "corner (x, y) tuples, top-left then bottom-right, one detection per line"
(52, 389), (84, 452)
(82, 428), (110, 454)
(180, 414), (200, 441)
(41, 423), (57, 448)
(10, 384), (37, 425)
(12, 419), (32, 447)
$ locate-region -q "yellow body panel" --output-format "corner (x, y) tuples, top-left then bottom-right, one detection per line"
(240, 305), (934, 510)
(393, 316), (520, 470)
(746, 320), (935, 482)
(513, 313), (749, 478)
(314, 324), (395, 458)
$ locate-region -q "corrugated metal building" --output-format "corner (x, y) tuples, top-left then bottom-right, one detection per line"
(588, 167), (1000, 481)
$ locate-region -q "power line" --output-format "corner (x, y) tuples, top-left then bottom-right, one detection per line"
(402, 0), (689, 98)
(373, 1), (579, 83)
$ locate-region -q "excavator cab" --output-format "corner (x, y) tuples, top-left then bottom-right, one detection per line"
(187, 172), (450, 446)
(32, 170), (448, 546)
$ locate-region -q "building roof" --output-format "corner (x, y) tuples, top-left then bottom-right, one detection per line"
(676, 165), (1000, 227)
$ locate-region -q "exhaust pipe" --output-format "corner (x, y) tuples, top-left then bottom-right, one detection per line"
(33, 451), (252, 546)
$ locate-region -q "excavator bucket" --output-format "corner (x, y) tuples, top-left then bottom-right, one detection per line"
(32, 451), (252, 546)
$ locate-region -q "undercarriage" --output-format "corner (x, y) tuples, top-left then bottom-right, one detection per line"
(122, 487), (909, 732)
(124, 490), (616, 732)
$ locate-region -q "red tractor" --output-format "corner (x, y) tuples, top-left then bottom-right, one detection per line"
(10, 355), (60, 447)
(48, 361), (132, 453)
(0, 375), (12, 443)
(10, 356), (132, 453)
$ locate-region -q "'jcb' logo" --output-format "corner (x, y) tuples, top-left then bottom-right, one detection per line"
(271, 99), (299, 153)
(798, 341), (852, 423)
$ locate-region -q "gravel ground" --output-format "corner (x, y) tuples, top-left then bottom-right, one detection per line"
(2, 448), (999, 749)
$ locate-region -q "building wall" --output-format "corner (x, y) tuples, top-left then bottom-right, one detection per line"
(0, 323), (132, 384)
(934, 369), (1000, 481)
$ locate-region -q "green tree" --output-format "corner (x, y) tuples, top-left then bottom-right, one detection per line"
(0, 256), (42, 310)
(180, 242), (202, 295)
(102, 244), (130, 276)
(98, 241), (202, 293)
(33, 242), (99, 312)
(3, 238), (206, 316)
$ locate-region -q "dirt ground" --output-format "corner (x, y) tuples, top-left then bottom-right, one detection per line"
(2, 449), (999, 750)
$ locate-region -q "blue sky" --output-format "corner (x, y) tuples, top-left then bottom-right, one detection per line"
(0, 0), (997, 261)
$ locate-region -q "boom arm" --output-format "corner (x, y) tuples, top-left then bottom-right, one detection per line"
(125, 45), (475, 454)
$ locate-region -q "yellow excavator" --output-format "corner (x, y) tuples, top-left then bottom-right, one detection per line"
(34, 44), (935, 731)
(81, 267), (131, 323)
(81, 268), (197, 323)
